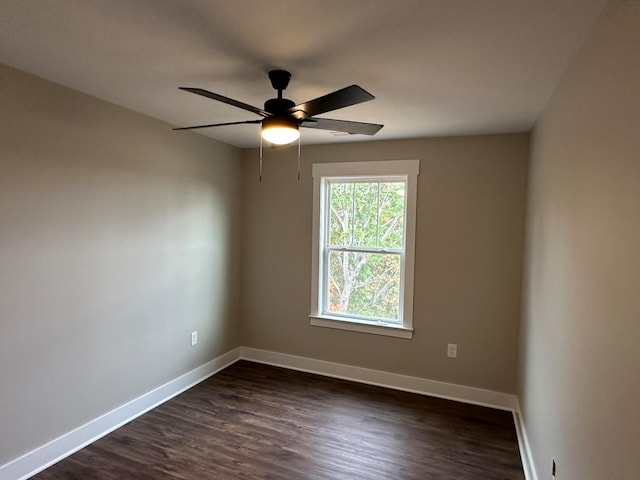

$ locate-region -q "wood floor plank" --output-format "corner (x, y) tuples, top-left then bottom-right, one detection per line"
(31, 361), (524, 479)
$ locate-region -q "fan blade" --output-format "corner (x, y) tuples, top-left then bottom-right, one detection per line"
(301, 118), (383, 136)
(173, 120), (261, 131)
(179, 87), (270, 117)
(289, 85), (374, 119)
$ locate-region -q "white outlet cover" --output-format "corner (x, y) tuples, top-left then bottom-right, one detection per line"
(191, 331), (198, 346)
(447, 343), (457, 358)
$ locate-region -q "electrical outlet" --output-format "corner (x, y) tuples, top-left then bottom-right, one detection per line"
(191, 331), (198, 346)
(552, 458), (556, 479)
(447, 343), (457, 358)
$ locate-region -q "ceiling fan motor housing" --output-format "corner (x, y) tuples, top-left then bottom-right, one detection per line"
(264, 98), (295, 116)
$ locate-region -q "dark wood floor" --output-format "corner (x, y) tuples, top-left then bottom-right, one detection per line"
(32, 361), (524, 479)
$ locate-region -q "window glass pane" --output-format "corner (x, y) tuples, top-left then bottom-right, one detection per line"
(329, 182), (353, 246)
(327, 251), (401, 322)
(353, 182), (379, 247)
(378, 182), (405, 249)
(329, 180), (406, 249)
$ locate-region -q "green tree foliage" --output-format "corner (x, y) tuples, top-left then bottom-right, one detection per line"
(327, 180), (405, 321)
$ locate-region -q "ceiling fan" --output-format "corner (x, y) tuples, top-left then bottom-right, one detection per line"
(174, 70), (383, 145)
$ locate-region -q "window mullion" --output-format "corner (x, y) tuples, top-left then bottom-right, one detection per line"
(327, 246), (402, 255)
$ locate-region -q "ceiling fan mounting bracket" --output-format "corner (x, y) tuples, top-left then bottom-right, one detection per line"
(268, 70), (292, 94)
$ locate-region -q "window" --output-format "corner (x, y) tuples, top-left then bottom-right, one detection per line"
(310, 160), (419, 339)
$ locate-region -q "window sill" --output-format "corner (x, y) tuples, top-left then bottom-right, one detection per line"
(309, 315), (413, 339)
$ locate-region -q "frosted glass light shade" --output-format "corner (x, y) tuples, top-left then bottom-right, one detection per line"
(261, 116), (299, 145)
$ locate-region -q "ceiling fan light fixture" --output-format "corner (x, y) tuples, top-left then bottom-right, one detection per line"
(261, 116), (299, 145)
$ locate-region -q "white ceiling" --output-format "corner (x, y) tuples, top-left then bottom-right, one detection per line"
(0, 0), (605, 148)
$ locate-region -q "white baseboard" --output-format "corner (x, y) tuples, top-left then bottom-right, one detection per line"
(514, 400), (538, 480)
(0, 348), (241, 480)
(239, 347), (518, 411)
(2, 346), (534, 480)
(240, 347), (537, 478)
(238, 348), (542, 478)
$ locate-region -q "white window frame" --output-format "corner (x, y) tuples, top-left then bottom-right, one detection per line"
(310, 160), (419, 339)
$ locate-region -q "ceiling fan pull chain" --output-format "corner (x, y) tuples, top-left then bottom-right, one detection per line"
(297, 134), (301, 181)
(259, 134), (263, 182)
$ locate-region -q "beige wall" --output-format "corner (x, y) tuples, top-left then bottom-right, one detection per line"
(0, 61), (529, 469)
(519, 1), (640, 478)
(240, 133), (529, 393)
(0, 64), (243, 464)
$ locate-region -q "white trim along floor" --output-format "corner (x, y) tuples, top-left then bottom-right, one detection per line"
(0, 347), (536, 480)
